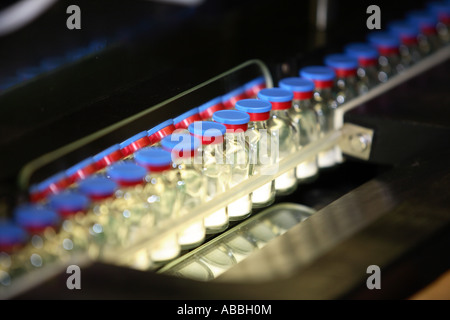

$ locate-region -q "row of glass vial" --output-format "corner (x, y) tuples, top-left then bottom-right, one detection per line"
(1, 76), (339, 289)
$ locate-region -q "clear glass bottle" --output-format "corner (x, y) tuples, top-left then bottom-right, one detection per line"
(279, 77), (320, 184)
(212, 110), (253, 220)
(427, 2), (450, 45)
(344, 43), (381, 94)
(407, 10), (441, 55)
(48, 191), (92, 258)
(235, 99), (276, 208)
(188, 121), (230, 233)
(300, 66), (341, 169)
(221, 87), (247, 110)
(147, 119), (176, 147)
(77, 175), (120, 259)
(161, 134), (206, 249)
(105, 162), (154, 250)
(0, 220), (28, 290)
(367, 31), (404, 81)
(198, 97), (225, 121)
(244, 76), (267, 99)
(9, 204), (61, 279)
(388, 21), (423, 65)
(257, 88), (298, 195)
(324, 54), (360, 104)
(134, 147), (181, 263)
(173, 107), (202, 133)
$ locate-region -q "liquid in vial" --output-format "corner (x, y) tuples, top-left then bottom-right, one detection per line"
(212, 110), (253, 220)
(257, 88), (298, 195)
(344, 43), (381, 93)
(279, 77), (320, 183)
(135, 147), (181, 262)
(161, 134), (206, 249)
(407, 10), (441, 55)
(324, 54), (360, 104)
(235, 99), (276, 208)
(188, 121), (230, 233)
(367, 31), (404, 81)
(299, 66), (341, 169)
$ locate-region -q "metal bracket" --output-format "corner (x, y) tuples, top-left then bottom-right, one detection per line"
(339, 123), (374, 160)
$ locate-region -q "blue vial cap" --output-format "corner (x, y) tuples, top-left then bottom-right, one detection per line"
(49, 192), (90, 213)
(367, 32), (400, 48)
(188, 121), (227, 137)
(344, 43), (379, 60)
(66, 157), (95, 177)
(212, 110), (250, 125)
(0, 220), (28, 246)
(257, 88), (294, 102)
(299, 66), (336, 81)
(107, 162), (147, 183)
(388, 21), (419, 38)
(135, 148), (172, 166)
(324, 54), (359, 70)
(93, 144), (122, 163)
(407, 11), (438, 28)
(235, 99), (272, 113)
(244, 76), (265, 90)
(198, 97), (223, 112)
(119, 131), (148, 149)
(14, 204), (59, 229)
(222, 86), (246, 102)
(279, 77), (315, 93)
(78, 176), (118, 197)
(148, 119), (174, 136)
(161, 134), (201, 151)
(173, 108), (200, 125)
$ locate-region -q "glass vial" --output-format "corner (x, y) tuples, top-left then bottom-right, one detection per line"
(134, 147), (181, 263)
(300, 66), (341, 169)
(257, 88), (298, 195)
(388, 21), (423, 65)
(161, 134), (206, 249)
(344, 43), (381, 94)
(407, 10), (441, 56)
(188, 121), (230, 233)
(279, 77), (320, 184)
(324, 54), (360, 105)
(235, 99), (276, 208)
(367, 31), (404, 81)
(212, 110), (253, 221)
